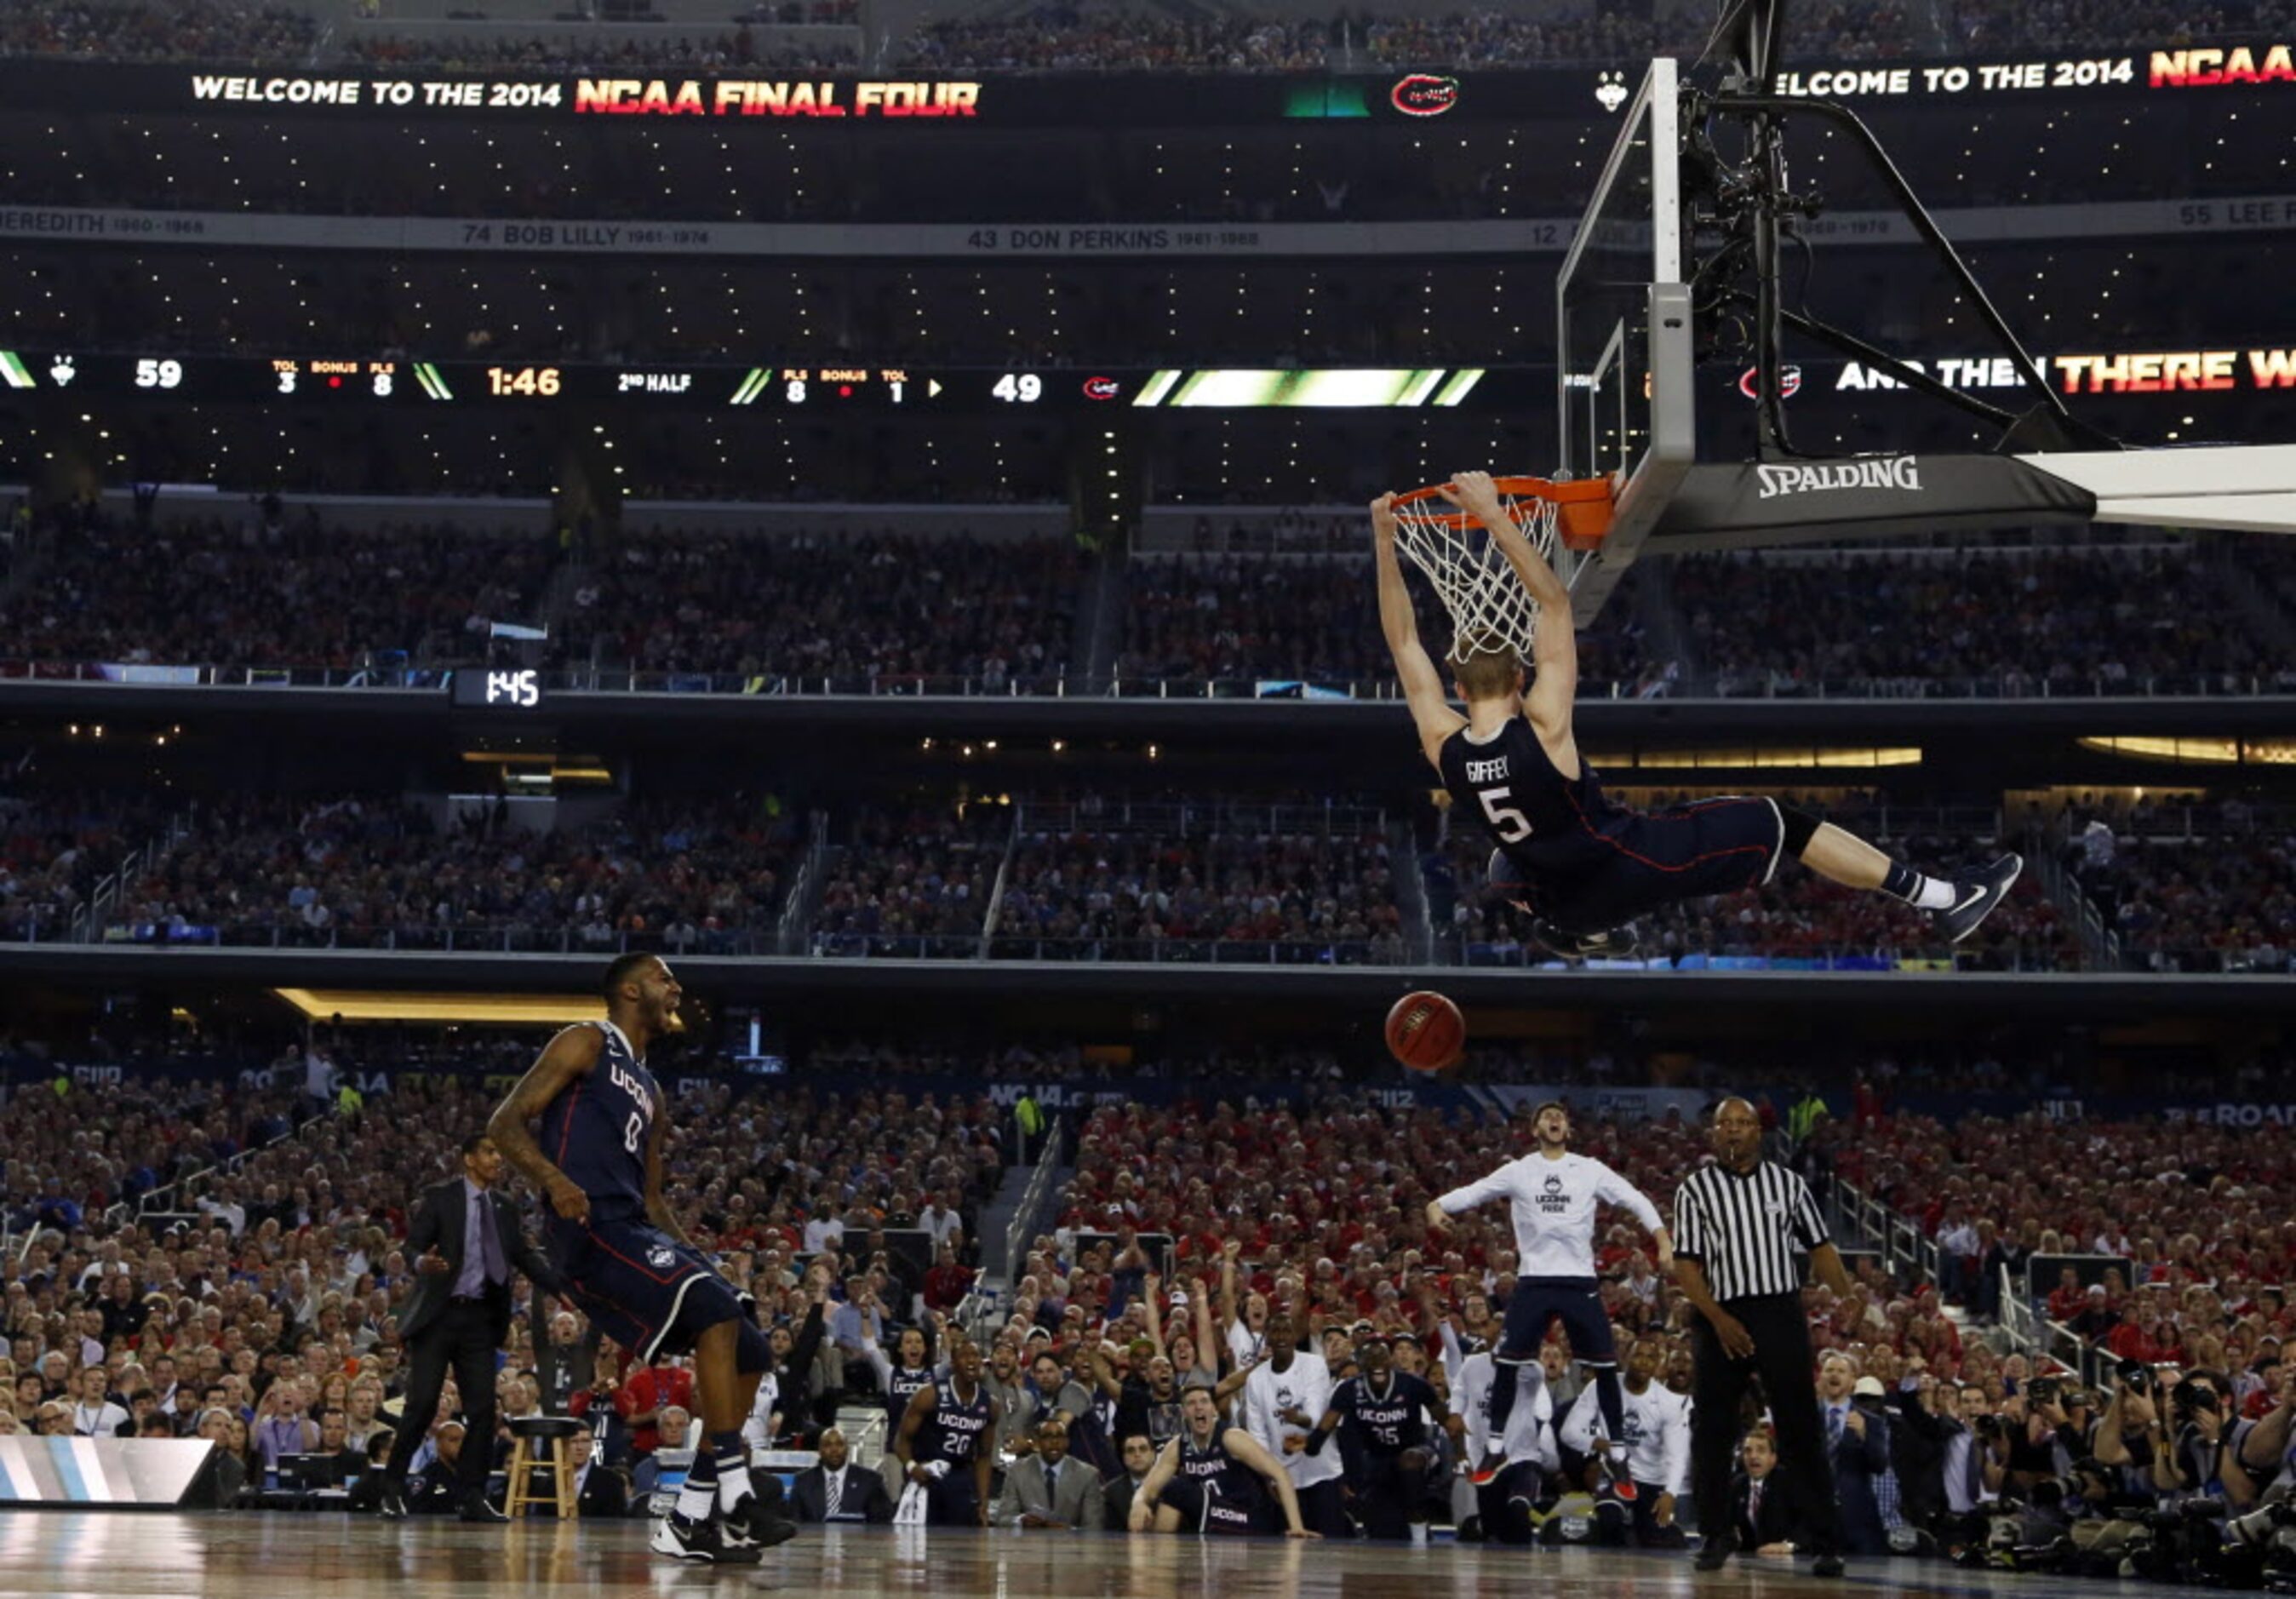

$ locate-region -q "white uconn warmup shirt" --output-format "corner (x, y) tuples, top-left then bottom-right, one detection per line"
(1436, 1152), (1663, 1279)
(1241, 1350), (1342, 1490)
(1560, 1382), (1690, 1493)
(1451, 1351), (1557, 1471)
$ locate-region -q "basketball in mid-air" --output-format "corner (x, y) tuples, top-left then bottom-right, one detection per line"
(1385, 990), (1465, 1074)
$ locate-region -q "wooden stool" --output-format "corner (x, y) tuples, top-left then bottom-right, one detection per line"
(505, 1417), (585, 1519)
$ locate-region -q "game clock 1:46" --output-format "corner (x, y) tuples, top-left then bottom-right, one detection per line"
(486, 365), (562, 398)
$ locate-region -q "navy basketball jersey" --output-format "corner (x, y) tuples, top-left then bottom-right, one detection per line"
(886, 1363), (936, 1436)
(919, 1376), (992, 1466)
(538, 1021), (658, 1217)
(1335, 1372), (1438, 1456)
(1437, 718), (1625, 884)
(1178, 1430), (1260, 1500)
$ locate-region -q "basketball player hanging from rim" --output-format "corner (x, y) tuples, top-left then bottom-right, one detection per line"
(1372, 471), (2022, 960)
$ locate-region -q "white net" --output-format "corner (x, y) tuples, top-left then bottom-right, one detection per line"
(1389, 487), (1562, 663)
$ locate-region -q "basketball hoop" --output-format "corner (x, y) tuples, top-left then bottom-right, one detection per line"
(1388, 474), (1616, 661)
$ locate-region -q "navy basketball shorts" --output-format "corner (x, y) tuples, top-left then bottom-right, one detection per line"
(549, 1211), (747, 1364)
(925, 1469), (981, 1527)
(1163, 1476), (1280, 1536)
(1476, 1460), (1548, 1544)
(1497, 1275), (1617, 1365)
(1554, 796), (1785, 932)
(1351, 1453), (1438, 1539)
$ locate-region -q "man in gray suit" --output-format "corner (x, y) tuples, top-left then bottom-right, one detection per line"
(992, 1418), (1104, 1531)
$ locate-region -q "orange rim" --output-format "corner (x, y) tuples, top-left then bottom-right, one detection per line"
(1391, 474), (1616, 547)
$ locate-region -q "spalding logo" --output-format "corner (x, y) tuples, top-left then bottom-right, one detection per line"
(1392, 74), (1461, 116)
(1081, 376), (1121, 401)
(1739, 364), (1803, 400)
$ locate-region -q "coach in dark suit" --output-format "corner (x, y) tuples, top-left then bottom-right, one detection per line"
(791, 1428), (894, 1524)
(1731, 1429), (1812, 1552)
(380, 1133), (562, 1522)
(1818, 1357), (1892, 1556)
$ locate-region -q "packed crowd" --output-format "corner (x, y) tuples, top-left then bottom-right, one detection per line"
(1, 516), (553, 673)
(2066, 827), (2296, 974)
(0, 0), (2281, 67)
(809, 805), (1009, 958)
(896, 0), (1922, 72)
(0, 1064), (1005, 1504)
(0, 0), (314, 63)
(8, 1038), (2296, 1574)
(552, 533), (1082, 690)
(104, 794), (803, 950)
(1828, 1107), (2296, 1381)
(0, 790), (181, 943)
(988, 807), (1407, 963)
(1671, 545), (2291, 698)
(341, 20), (857, 76)
(1117, 553), (1652, 694)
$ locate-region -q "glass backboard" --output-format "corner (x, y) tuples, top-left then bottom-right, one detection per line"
(1555, 56), (1697, 617)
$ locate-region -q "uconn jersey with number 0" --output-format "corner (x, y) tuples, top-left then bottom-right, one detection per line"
(539, 1020), (752, 1364)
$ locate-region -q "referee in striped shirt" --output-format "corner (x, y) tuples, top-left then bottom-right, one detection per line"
(1672, 1098), (1856, 1577)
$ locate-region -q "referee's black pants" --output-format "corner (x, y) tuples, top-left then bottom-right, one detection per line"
(1688, 1293), (1842, 1557)
(384, 1297), (501, 1507)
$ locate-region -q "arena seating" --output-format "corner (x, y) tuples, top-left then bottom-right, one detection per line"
(1670, 542), (2291, 698)
(103, 795), (801, 949)
(986, 798), (1407, 964)
(0, 518), (552, 671)
(550, 532), (1082, 689)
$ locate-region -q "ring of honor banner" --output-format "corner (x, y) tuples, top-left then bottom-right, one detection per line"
(0, 1437), (219, 1508)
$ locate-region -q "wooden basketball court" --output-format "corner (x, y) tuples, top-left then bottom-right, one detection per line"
(0, 1512), (2121, 1598)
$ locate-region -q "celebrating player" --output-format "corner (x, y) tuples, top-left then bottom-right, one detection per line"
(1373, 471), (2022, 957)
(1427, 1100), (1666, 1493)
(1131, 1381), (1318, 1538)
(487, 954), (797, 1565)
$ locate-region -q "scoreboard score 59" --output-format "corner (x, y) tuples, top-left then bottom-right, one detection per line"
(37, 352), (1072, 409)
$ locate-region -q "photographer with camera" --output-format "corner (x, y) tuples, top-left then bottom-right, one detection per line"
(2227, 1367), (2296, 1508)
(2096, 1365), (2169, 1496)
(2155, 1372), (2239, 1504)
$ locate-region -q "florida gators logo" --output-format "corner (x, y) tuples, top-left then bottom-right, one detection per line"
(1392, 74), (1460, 117)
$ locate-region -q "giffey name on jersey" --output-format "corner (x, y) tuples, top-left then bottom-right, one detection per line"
(1465, 756), (1509, 784)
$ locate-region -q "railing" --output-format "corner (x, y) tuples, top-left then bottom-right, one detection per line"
(1824, 1172), (1940, 1290)
(97, 1095), (331, 1231)
(8, 656), (2292, 702)
(1459, 941), (2083, 971)
(95, 921), (787, 954)
(1002, 1115), (1067, 1294)
(984, 936), (1407, 966)
(1014, 797), (1386, 837)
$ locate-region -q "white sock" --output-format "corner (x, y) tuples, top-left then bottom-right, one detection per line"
(1910, 876), (1959, 910)
(676, 1476), (717, 1523)
(1409, 1522), (1428, 1545)
(717, 1458), (755, 1516)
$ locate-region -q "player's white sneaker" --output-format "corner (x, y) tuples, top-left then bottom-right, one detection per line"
(1938, 854), (2022, 944)
(652, 1512), (763, 1565)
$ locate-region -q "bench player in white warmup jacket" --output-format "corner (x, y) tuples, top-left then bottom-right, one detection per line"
(1429, 1101), (1670, 1491)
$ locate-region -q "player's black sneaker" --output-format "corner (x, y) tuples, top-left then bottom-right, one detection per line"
(724, 1492), (799, 1550)
(1531, 919), (1640, 960)
(1812, 1552), (1847, 1578)
(1936, 853), (2022, 944)
(651, 1512), (764, 1565)
(1694, 1532), (1736, 1571)
(1469, 1450), (1509, 1487)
